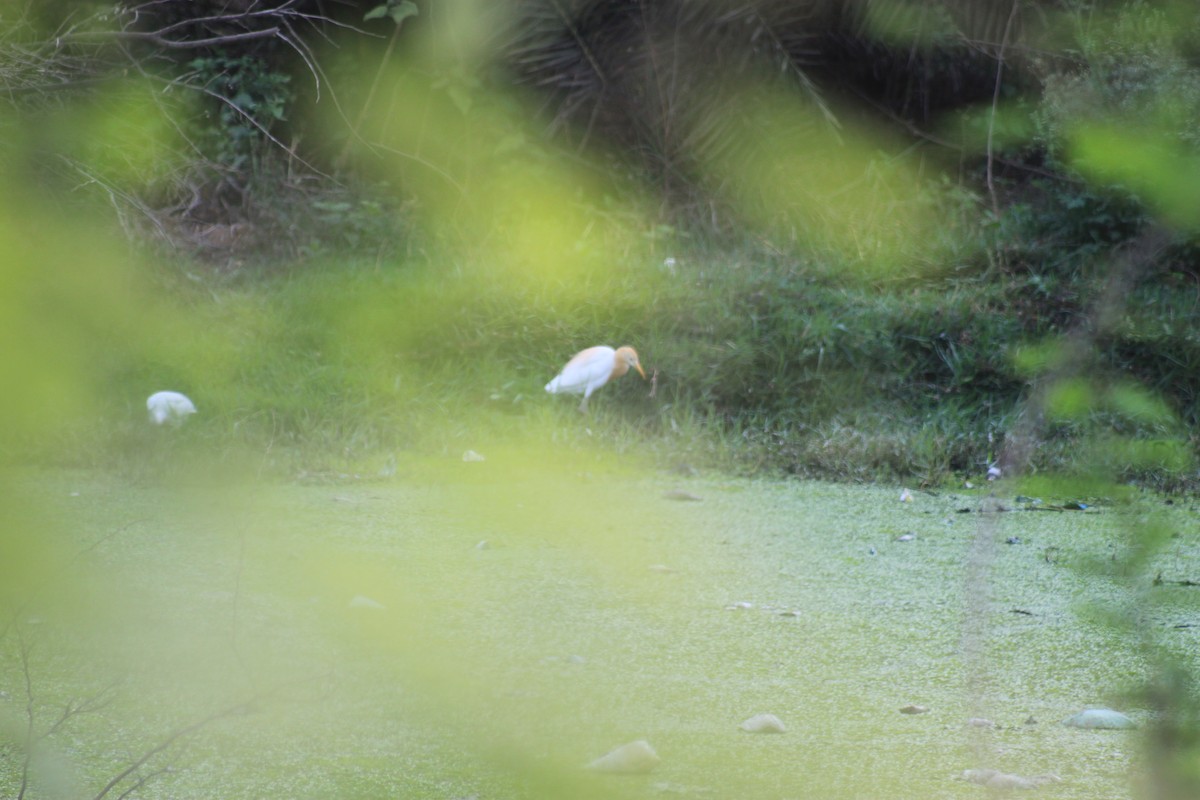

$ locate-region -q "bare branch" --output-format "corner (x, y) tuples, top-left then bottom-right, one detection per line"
(1, 520), (146, 645)
(113, 766), (172, 800)
(106, 27), (283, 50)
(986, 0), (1022, 215)
(17, 627), (35, 800)
(91, 698), (256, 800)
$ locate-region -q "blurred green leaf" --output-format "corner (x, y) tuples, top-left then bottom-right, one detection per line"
(366, 0), (419, 26)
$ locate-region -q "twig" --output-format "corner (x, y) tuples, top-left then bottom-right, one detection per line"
(106, 27), (282, 49)
(1, 520), (146, 644)
(91, 698), (255, 800)
(17, 627), (35, 800)
(113, 766), (172, 800)
(986, 0), (1021, 215)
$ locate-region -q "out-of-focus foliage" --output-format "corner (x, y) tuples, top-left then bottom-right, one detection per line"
(2, 2), (1200, 799)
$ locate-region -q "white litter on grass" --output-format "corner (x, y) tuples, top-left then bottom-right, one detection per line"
(147, 391), (196, 425)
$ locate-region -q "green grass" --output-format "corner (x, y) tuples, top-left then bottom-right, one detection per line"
(2, 457), (1196, 799)
(17, 239), (1191, 492)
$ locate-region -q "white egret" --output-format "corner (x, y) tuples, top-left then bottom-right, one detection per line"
(146, 391), (197, 425)
(545, 345), (646, 413)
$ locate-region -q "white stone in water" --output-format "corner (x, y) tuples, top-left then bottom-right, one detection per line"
(739, 713), (786, 733)
(1063, 707), (1136, 729)
(587, 740), (660, 774)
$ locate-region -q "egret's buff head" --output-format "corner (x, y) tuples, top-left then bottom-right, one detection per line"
(615, 346), (646, 379)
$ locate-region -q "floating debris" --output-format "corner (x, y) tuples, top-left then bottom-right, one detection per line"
(475, 540), (490, 550)
(725, 601), (754, 611)
(961, 768), (1060, 790)
(739, 713), (786, 733)
(462, 450), (486, 462)
(1063, 708), (1136, 729)
(896, 532), (916, 542)
(587, 740), (660, 774)
(663, 489), (703, 502)
(899, 705), (929, 715)
(966, 718), (995, 728)
(648, 564), (676, 574)
(899, 488), (913, 502)
(348, 594), (385, 610)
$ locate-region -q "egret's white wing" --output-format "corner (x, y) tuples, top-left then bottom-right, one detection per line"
(545, 346), (615, 396)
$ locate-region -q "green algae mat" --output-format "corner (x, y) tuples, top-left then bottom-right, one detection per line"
(3, 454), (1197, 799)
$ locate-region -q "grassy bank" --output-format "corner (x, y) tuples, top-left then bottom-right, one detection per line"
(19, 233), (1194, 492)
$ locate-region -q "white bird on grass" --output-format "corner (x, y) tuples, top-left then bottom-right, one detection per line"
(545, 345), (646, 413)
(147, 391), (197, 425)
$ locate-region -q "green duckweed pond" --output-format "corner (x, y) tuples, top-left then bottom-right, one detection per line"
(2, 453), (1197, 800)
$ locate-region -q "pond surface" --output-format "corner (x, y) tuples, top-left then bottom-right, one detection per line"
(2, 455), (1196, 799)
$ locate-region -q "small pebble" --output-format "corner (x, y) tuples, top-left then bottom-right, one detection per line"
(1063, 708), (1136, 729)
(899, 705), (929, 715)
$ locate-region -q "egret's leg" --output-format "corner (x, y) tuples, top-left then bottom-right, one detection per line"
(578, 396), (589, 413)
